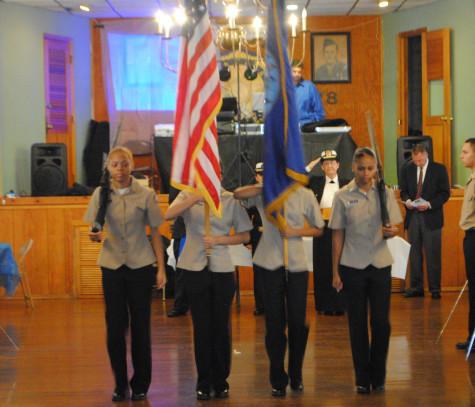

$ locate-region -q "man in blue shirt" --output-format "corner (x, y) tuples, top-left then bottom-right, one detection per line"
(292, 63), (326, 128)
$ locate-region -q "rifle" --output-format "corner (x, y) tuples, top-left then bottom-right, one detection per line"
(365, 111), (390, 227)
(91, 167), (111, 235)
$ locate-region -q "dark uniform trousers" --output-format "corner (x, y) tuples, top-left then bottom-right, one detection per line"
(101, 264), (156, 394)
(262, 267), (309, 389)
(340, 264), (391, 388)
(408, 212), (442, 293)
(464, 230), (475, 339)
(253, 263), (266, 311)
(313, 224), (345, 313)
(184, 269), (235, 393)
(172, 238), (188, 312)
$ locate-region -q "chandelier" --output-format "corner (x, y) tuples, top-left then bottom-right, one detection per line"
(153, 0), (308, 73)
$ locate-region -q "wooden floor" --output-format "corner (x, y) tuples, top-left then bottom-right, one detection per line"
(1, 293), (475, 407)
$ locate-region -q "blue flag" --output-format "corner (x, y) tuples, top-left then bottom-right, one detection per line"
(263, 0), (308, 229)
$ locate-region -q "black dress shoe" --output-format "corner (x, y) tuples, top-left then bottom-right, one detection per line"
(214, 388), (229, 399)
(253, 309), (265, 316)
(403, 289), (424, 298)
(131, 392), (147, 401)
(271, 388), (286, 397)
(196, 390), (211, 400)
(322, 310), (345, 316)
(431, 292), (441, 299)
(456, 341), (472, 350)
(112, 390), (127, 402)
(290, 380), (304, 392)
(167, 309), (187, 318)
(356, 385), (371, 394)
(372, 384), (385, 392)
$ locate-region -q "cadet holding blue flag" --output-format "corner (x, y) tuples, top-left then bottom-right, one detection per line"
(235, 0), (324, 397)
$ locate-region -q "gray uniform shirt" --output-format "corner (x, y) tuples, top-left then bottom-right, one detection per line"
(329, 180), (403, 270)
(460, 173), (475, 230)
(84, 177), (163, 269)
(243, 185), (324, 272)
(176, 190), (252, 273)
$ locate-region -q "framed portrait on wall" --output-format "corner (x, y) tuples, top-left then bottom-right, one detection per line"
(311, 32), (351, 84)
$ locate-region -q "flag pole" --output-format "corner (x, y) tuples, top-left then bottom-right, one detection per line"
(435, 280), (468, 343)
(204, 201), (211, 257)
(283, 203), (289, 280)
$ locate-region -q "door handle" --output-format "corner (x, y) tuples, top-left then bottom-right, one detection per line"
(441, 116), (454, 121)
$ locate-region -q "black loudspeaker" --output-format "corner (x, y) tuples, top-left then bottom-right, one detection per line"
(396, 136), (433, 184)
(31, 143), (68, 196)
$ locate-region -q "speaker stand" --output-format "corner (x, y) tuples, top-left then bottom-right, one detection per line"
(222, 33), (256, 189)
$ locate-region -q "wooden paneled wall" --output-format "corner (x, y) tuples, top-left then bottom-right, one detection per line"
(0, 192), (468, 299)
(297, 16), (384, 154)
(91, 19), (109, 122)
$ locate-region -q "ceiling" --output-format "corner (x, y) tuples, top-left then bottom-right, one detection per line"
(2, 0), (440, 18)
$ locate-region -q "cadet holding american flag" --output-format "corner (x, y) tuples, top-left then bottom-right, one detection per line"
(165, 0), (251, 401)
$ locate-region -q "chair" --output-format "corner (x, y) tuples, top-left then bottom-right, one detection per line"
(17, 239), (34, 308)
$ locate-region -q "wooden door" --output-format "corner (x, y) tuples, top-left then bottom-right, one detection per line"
(421, 28), (452, 181)
(44, 34), (75, 187)
(397, 28), (452, 181)
(397, 28), (426, 138)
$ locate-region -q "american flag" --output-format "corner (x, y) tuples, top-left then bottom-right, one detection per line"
(171, 0), (222, 216)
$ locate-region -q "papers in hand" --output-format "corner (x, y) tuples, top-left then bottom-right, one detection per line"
(315, 126), (352, 134)
(387, 236), (411, 280)
(412, 198), (429, 208)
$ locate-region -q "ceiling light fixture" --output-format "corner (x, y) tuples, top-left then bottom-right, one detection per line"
(79, 5), (90, 12)
(286, 4), (298, 11)
(378, 0), (389, 7)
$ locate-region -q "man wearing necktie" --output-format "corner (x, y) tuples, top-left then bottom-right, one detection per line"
(308, 150), (350, 314)
(399, 143), (450, 299)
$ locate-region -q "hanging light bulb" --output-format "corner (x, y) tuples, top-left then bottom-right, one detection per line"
(173, 6), (187, 26)
(288, 13), (298, 38)
(226, 4), (239, 29)
(155, 10), (165, 34)
(163, 19), (173, 39)
(252, 16), (262, 40)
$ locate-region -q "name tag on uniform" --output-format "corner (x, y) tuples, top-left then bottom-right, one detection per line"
(345, 199), (359, 207)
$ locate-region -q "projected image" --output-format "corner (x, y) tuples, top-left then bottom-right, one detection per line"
(108, 33), (179, 111)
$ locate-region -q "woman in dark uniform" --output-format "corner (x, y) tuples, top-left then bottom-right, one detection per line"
(307, 150), (349, 315)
